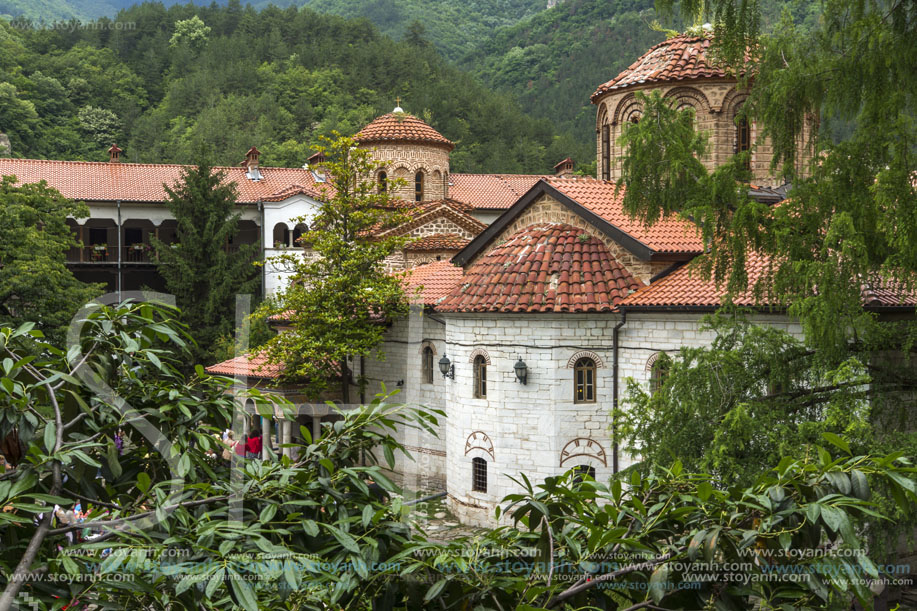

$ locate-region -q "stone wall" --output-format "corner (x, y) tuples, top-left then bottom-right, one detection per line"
(467, 193), (663, 284)
(361, 310), (448, 492)
(364, 142), (451, 202)
(594, 79), (812, 187)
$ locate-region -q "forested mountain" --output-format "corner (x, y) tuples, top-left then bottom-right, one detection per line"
(1, 0), (546, 62)
(0, 2), (578, 173)
(461, 0), (823, 168)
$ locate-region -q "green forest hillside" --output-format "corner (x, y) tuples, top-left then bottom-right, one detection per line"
(462, 0), (663, 165)
(462, 0), (822, 167)
(0, 2), (577, 173)
(0, 0), (547, 62)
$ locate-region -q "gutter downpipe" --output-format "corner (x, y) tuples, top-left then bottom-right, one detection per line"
(612, 309), (627, 474)
(259, 201), (266, 298)
(116, 200), (122, 301)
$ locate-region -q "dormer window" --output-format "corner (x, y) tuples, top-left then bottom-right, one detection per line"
(414, 171), (424, 202)
(378, 171), (387, 193)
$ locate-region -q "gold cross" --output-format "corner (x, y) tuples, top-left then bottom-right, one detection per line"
(396, 96), (401, 106)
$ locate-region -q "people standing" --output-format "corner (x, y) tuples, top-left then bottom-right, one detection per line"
(246, 428), (262, 459)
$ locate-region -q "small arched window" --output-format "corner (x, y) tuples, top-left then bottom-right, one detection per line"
(378, 171), (387, 193)
(735, 114), (751, 171)
(574, 357), (596, 403)
(650, 353), (671, 394)
(472, 457), (488, 492)
(572, 464), (596, 484)
(414, 171), (424, 202)
(601, 124), (610, 180)
(473, 355), (487, 398)
(422, 346), (434, 384)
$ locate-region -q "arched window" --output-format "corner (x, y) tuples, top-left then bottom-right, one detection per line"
(292, 223), (308, 247)
(574, 357), (596, 403)
(572, 464), (596, 484)
(414, 171), (424, 202)
(735, 116), (751, 154)
(601, 124), (610, 180)
(473, 355), (487, 398)
(378, 171), (387, 193)
(472, 457), (488, 492)
(422, 346), (434, 384)
(272, 222), (290, 248)
(649, 353), (671, 394)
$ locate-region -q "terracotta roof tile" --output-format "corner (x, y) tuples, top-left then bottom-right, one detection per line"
(0, 158), (324, 204)
(439, 223), (641, 313)
(592, 33), (743, 101)
(404, 233), (470, 251)
(205, 352), (283, 379)
(262, 182), (328, 202)
(622, 253), (769, 308)
(400, 260), (464, 306)
(622, 253), (917, 309)
(354, 112), (454, 150)
(449, 173), (545, 210)
(547, 177), (705, 254)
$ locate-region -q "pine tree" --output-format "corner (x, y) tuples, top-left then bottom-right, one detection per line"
(151, 161), (260, 361)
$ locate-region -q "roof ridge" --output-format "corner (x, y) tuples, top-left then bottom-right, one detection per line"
(0, 157), (313, 172)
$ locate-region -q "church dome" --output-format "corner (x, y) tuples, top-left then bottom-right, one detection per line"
(355, 111), (454, 151)
(591, 33), (743, 101)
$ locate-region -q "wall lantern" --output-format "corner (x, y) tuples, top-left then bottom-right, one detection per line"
(514, 357), (528, 385)
(439, 354), (455, 379)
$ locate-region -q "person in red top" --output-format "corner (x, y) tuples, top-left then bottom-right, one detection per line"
(246, 429), (262, 459)
(234, 434), (248, 457)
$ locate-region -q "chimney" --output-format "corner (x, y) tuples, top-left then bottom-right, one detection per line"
(307, 150), (326, 182)
(108, 144), (123, 163)
(553, 157), (574, 177)
(243, 146), (262, 181)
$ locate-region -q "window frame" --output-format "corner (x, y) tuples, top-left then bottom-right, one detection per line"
(422, 346), (434, 384)
(414, 171), (424, 202)
(573, 357), (596, 403)
(650, 354), (670, 394)
(471, 457), (488, 492)
(572, 464), (596, 484)
(473, 355), (487, 399)
(601, 124), (610, 180)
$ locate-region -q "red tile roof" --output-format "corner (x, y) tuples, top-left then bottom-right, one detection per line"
(439, 223), (641, 313)
(622, 252), (917, 309)
(205, 352), (283, 379)
(400, 260), (464, 306)
(0, 158), (324, 204)
(404, 233), (470, 251)
(592, 33), (742, 101)
(546, 177), (705, 254)
(262, 182), (329, 202)
(354, 112), (454, 150)
(450, 173), (545, 210)
(622, 253), (769, 308)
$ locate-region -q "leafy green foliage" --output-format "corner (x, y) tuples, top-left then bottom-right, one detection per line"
(620, 311), (882, 485)
(1, 302), (913, 608)
(258, 134), (411, 399)
(619, 0), (917, 362)
(151, 160), (260, 361)
(0, 175), (101, 344)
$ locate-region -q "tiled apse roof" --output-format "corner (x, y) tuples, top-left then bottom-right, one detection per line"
(400, 260), (464, 306)
(205, 352), (283, 379)
(439, 223), (641, 313)
(592, 33), (741, 101)
(354, 113), (454, 150)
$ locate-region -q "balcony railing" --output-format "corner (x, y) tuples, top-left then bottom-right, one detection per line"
(67, 245), (156, 264)
(66, 243), (257, 264)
